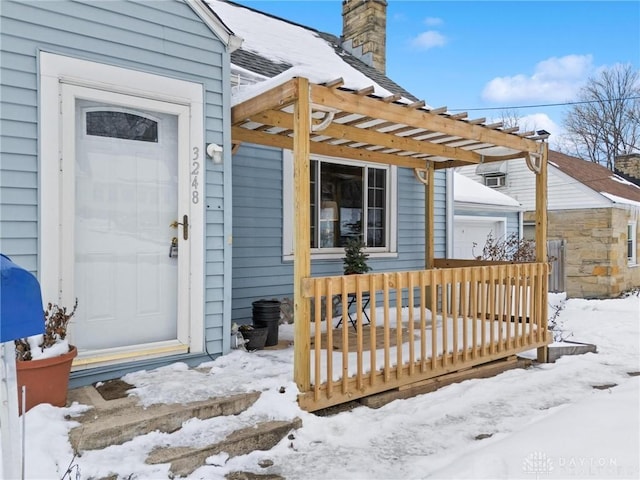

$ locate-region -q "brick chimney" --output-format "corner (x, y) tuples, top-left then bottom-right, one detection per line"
(341, 0), (387, 73)
(614, 154), (640, 186)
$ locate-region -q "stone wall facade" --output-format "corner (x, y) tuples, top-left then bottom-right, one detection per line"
(341, 0), (387, 73)
(526, 207), (640, 298)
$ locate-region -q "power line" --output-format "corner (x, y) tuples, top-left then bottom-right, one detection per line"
(448, 95), (640, 112)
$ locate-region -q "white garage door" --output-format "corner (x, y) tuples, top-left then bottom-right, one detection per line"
(454, 217), (506, 259)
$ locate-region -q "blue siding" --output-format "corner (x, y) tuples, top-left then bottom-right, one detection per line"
(433, 171), (447, 258)
(0, 0), (230, 374)
(0, 0), (226, 261)
(231, 145), (447, 323)
(231, 144), (289, 322)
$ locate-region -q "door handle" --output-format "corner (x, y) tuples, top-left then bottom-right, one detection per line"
(182, 214), (188, 240)
(170, 215), (189, 241)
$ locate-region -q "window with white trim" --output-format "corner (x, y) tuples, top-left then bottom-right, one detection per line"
(283, 152), (397, 258)
(628, 222), (637, 265)
(311, 159), (388, 249)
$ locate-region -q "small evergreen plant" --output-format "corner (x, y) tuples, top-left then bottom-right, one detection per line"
(343, 237), (372, 274)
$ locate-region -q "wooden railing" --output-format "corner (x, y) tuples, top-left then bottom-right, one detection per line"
(297, 262), (550, 411)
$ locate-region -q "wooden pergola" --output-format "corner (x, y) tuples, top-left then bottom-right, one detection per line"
(232, 76), (549, 409)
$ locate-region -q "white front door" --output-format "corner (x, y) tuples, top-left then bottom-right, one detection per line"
(75, 100), (180, 349)
(60, 85), (195, 362)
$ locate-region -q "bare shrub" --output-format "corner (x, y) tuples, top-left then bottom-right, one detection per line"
(473, 232), (537, 262)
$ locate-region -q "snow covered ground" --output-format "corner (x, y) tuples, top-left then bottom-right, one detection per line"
(4, 292), (640, 479)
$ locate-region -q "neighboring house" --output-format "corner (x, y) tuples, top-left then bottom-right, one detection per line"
(458, 150), (640, 298)
(0, 0), (242, 385)
(453, 172), (522, 260)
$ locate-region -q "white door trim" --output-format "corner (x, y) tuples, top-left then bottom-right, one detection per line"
(40, 52), (204, 364)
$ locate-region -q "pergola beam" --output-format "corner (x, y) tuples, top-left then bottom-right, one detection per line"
(232, 126), (432, 169)
(247, 109), (483, 164)
(231, 78), (299, 126)
(309, 84), (540, 154)
(432, 152), (530, 170)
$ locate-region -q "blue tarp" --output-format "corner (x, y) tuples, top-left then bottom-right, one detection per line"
(0, 254), (44, 342)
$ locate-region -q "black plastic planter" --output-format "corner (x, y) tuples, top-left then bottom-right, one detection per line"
(252, 299), (281, 347)
(240, 326), (268, 350)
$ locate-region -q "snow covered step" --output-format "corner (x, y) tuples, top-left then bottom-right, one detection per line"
(67, 385), (260, 451)
(145, 418), (302, 477)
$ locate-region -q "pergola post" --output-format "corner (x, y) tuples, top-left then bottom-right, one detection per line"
(425, 162), (435, 269)
(424, 163), (435, 311)
(293, 77), (312, 390)
(536, 142), (549, 363)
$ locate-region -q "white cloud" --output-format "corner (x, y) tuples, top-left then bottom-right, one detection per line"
(518, 112), (562, 137)
(424, 17), (443, 26)
(487, 112), (564, 149)
(520, 113), (569, 150)
(411, 30), (447, 50)
(482, 54), (594, 103)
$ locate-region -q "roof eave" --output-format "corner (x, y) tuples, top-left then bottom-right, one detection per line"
(455, 200), (524, 212)
(187, 0), (243, 52)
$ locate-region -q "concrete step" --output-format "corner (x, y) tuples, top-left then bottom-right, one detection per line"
(146, 418), (303, 477)
(67, 385), (261, 451)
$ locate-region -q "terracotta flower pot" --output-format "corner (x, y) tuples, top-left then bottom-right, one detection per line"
(16, 345), (77, 414)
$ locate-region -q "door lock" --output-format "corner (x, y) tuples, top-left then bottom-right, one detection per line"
(170, 214), (189, 240)
(169, 237), (178, 258)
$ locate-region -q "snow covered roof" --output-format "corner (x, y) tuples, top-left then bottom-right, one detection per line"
(600, 192), (640, 209)
(208, 0), (417, 103)
(454, 173), (522, 209)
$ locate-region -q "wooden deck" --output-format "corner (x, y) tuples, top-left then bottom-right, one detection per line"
(297, 262), (550, 411)
(311, 324), (411, 352)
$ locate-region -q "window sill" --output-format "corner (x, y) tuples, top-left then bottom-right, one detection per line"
(283, 251), (398, 262)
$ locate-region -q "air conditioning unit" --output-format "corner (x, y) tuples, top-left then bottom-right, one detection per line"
(484, 174), (506, 188)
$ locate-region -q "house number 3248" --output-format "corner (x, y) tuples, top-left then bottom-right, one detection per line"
(191, 147), (200, 204)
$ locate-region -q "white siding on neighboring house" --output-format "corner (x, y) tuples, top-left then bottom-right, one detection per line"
(457, 159), (611, 211)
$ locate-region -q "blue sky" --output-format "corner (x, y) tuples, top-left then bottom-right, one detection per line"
(232, 0), (640, 149)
